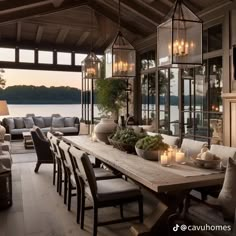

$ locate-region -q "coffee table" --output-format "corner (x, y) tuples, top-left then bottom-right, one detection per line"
(22, 132), (34, 149)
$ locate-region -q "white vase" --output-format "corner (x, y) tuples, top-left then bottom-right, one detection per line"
(94, 118), (117, 144)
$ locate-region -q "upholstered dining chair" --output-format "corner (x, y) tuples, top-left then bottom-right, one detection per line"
(30, 126), (53, 173)
(180, 138), (208, 157)
(51, 135), (65, 196)
(58, 140), (76, 210)
(47, 132), (57, 186)
(69, 146), (119, 224)
(69, 146), (143, 236)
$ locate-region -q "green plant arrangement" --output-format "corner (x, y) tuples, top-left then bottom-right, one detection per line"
(135, 135), (169, 161)
(109, 128), (146, 153)
(136, 135), (169, 151)
(95, 60), (127, 120)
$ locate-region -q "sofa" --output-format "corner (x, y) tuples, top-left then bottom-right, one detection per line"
(2, 115), (80, 139)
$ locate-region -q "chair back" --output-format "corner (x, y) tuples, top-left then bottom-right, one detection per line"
(30, 127), (52, 162)
(59, 141), (73, 171)
(69, 146), (97, 198)
(210, 144), (236, 166)
(181, 138), (208, 157)
(51, 135), (61, 159)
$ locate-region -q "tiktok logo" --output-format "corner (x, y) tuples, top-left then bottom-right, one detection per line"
(173, 224), (179, 232)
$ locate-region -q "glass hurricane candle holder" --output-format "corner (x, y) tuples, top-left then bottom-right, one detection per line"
(91, 131), (97, 142)
(160, 151), (171, 167)
(168, 145), (177, 164)
(175, 149), (186, 164)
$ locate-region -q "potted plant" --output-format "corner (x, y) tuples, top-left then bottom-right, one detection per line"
(135, 135), (169, 161)
(94, 60), (128, 144)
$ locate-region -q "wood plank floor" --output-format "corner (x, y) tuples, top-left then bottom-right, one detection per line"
(0, 153), (159, 236)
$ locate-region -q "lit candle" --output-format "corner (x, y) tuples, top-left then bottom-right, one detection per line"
(185, 42), (189, 55)
(123, 62), (128, 72)
(91, 132), (97, 142)
(176, 150), (185, 164)
(168, 147), (175, 164)
(161, 151), (171, 166)
(114, 63), (118, 73)
(168, 43), (172, 56)
(118, 61), (123, 72)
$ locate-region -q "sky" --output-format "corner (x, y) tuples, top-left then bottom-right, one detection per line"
(4, 69), (82, 89)
(0, 50), (95, 89)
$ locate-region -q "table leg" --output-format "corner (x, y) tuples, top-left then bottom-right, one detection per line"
(130, 190), (189, 236)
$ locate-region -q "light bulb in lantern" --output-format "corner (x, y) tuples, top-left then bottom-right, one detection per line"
(185, 42), (189, 55)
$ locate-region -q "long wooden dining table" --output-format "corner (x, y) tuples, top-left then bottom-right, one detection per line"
(62, 135), (225, 235)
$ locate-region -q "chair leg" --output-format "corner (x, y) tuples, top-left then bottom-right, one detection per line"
(138, 198), (143, 223)
(64, 174), (68, 205)
(34, 162), (41, 173)
(53, 159), (56, 185)
(68, 181), (72, 211)
(56, 164), (60, 193)
(80, 195), (85, 229)
(120, 204), (124, 218)
(93, 207), (98, 236)
(76, 189), (81, 224)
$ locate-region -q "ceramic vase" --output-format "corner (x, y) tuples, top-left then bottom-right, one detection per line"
(94, 118), (117, 144)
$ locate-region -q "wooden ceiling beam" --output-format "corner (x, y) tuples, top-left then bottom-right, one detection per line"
(76, 31), (90, 46)
(0, 0), (48, 12)
(0, 0), (89, 25)
(25, 18), (97, 31)
(120, 0), (162, 25)
(56, 28), (70, 44)
(0, 39), (104, 54)
(89, 2), (147, 36)
(35, 25), (44, 43)
(164, 0), (202, 12)
(143, 0), (171, 16)
(16, 22), (22, 42)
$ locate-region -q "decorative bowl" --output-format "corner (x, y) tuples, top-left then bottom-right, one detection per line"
(190, 156), (221, 169)
(112, 140), (136, 154)
(135, 147), (160, 161)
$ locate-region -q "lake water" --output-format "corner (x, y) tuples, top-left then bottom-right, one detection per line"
(6, 104), (100, 118)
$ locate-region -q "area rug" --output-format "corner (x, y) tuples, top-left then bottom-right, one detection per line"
(10, 140), (35, 154)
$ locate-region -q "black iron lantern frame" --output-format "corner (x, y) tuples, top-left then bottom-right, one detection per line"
(105, 0), (136, 79)
(157, 0), (203, 68)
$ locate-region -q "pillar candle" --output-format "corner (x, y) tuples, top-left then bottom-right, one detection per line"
(176, 150), (185, 164)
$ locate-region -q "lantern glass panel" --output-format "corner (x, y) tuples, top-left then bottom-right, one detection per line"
(157, 0), (202, 67)
(105, 47), (112, 78)
(82, 52), (101, 79)
(112, 49), (135, 77)
(105, 31), (136, 79)
(158, 20), (172, 67)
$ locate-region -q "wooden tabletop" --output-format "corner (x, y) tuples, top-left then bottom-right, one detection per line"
(63, 135), (225, 193)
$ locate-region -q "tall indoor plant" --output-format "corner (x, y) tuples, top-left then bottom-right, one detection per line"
(95, 60), (127, 121)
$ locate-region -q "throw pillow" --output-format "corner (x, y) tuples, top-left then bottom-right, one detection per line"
(33, 117), (45, 128)
(14, 118), (25, 129)
(218, 158), (236, 221)
(6, 118), (15, 130)
(64, 117), (75, 127)
(43, 117), (52, 127)
(23, 117), (35, 128)
(52, 117), (64, 128)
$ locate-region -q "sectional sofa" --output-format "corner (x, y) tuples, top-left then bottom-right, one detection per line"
(2, 115), (80, 139)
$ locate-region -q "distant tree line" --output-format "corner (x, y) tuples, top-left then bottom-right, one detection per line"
(0, 85), (207, 106)
(0, 85), (82, 104)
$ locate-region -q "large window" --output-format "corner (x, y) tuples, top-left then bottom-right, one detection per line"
(157, 57), (223, 144)
(158, 68), (179, 135)
(140, 50), (156, 125)
(203, 24), (222, 53)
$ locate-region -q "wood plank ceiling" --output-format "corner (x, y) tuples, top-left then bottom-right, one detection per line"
(0, 0), (231, 53)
